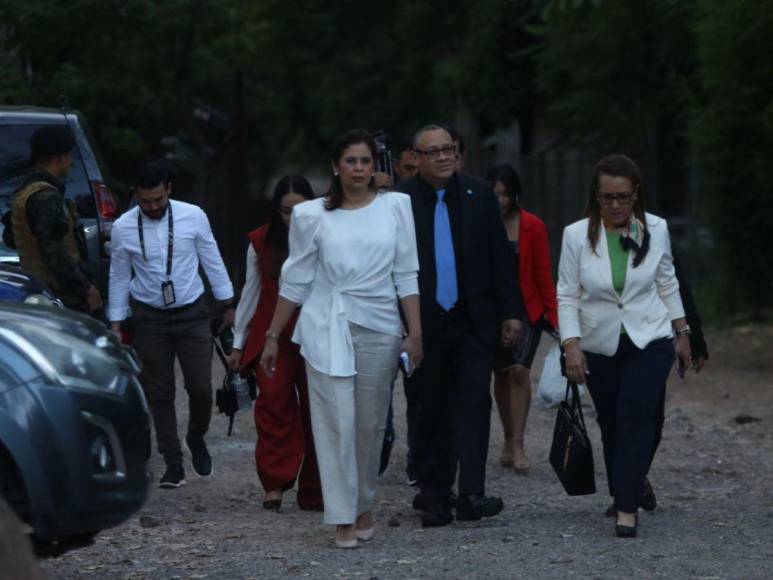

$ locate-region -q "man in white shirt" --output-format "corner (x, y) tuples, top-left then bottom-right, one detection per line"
(108, 159), (234, 488)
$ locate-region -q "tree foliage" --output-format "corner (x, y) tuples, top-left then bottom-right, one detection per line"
(0, 0), (771, 311)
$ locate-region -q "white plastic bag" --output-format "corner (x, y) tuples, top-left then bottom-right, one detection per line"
(537, 340), (585, 407)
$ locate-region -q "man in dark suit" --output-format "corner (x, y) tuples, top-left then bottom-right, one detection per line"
(397, 124), (524, 527)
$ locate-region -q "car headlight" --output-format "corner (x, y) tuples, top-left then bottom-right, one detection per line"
(0, 324), (125, 396)
(24, 293), (64, 308)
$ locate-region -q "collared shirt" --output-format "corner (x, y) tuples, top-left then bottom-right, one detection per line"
(108, 199), (233, 321)
(279, 192), (419, 377)
(415, 174), (465, 306)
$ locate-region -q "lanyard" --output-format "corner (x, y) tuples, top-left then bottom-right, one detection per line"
(138, 202), (174, 278)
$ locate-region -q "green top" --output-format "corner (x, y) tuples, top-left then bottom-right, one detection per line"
(606, 231), (628, 295)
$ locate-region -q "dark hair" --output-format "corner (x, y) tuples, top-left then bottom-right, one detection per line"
(443, 125), (465, 156)
(412, 124), (451, 149)
(265, 174), (315, 279)
(30, 126), (75, 164)
(485, 164), (522, 215)
(325, 130), (376, 211)
(586, 154), (649, 266)
(135, 157), (172, 190)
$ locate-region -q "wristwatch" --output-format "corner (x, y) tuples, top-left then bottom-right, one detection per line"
(265, 330), (280, 340)
(675, 325), (692, 336)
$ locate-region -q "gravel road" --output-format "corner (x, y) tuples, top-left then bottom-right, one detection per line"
(40, 324), (773, 579)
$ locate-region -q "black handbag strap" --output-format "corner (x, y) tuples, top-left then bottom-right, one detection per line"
(564, 381), (589, 433)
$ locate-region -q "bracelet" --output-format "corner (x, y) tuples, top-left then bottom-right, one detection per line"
(265, 330), (280, 340)
(561, 337), (579, 347)
(675, 325), (692, 336)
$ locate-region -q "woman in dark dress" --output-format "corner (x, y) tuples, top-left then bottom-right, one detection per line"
(486, 164), (558, 474)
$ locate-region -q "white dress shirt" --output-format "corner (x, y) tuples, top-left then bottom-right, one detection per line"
(280, 192), (419, 377)
(233, 245), (261, 350)
(108, 200), (234, 321)
(557, 213), (685, 356)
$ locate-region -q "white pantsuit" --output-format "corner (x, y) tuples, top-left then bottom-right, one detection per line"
(306, 324), (401, 523)
(279, 192), (419, 524)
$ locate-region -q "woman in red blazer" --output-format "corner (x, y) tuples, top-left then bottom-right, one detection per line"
(227, 175), (322, 511)
(486, 164), (558, 473)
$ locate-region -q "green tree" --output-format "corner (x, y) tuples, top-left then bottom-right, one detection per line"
(691, 0), (773, 314)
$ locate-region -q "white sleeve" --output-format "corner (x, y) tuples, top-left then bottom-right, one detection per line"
(233, 245), (262, 350)
(390, 193), (419, 298)
(108, 221), (132, 322)
(557, 225), (582, 342)
(655, 222), (685, 320)
(279, 204), (320, 304)
(194, 207), (234, 301)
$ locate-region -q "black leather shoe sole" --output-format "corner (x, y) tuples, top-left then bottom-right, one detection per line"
(456, 497), (504, 521)
(421, 509), (454, 528)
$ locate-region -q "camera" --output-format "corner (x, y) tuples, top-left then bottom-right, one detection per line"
(372, 130), (394, 182)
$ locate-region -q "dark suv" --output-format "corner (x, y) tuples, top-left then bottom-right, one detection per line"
(0, 105), (121, 296)
(0, 302), (150, 554)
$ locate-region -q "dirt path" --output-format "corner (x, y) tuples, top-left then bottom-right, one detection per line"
(41, 324), (773, 579)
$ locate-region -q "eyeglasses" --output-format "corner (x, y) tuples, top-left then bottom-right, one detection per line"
(597, 192), (635, 206)
(414, 144), (457, 161)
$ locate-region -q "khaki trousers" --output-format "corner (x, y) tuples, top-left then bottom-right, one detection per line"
(305, 323), (401, 524)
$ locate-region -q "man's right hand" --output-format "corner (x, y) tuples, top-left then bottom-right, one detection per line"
(109, 321), (122, 339)
(86, 285), (103, 314)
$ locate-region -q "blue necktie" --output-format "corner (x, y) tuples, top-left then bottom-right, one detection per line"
(434, 189), (458, 310)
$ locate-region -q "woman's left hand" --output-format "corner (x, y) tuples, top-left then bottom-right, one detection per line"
(401, 333), (423, 372)
(675, 334), (692, 379)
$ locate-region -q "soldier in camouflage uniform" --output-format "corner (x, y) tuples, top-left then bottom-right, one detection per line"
(9, 126), (102, 314)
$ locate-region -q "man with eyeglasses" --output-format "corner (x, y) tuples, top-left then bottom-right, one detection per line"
(396, 124), (524, 527)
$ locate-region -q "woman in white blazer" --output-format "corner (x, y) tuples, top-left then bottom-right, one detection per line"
(557, 155), (691, 538)
(260, 130), (423, 549)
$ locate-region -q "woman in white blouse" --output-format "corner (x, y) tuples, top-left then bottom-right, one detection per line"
(261, 130), (423, 549)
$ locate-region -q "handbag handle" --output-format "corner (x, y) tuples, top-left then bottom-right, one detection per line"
(564, 381), (589, 432)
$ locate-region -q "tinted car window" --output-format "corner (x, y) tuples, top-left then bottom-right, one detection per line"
(0, 122), (97, 218)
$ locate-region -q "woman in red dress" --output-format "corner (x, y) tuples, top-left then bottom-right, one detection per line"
(486, 164), (558, 474)
(228, 175), (322, 510)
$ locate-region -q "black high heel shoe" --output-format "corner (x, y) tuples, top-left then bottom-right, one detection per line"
(615, 514), (638, 538)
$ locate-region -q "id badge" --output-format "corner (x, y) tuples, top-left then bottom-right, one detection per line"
(161, 281), (176, 306)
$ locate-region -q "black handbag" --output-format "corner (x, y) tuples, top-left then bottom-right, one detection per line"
(549, 381), (596, 496)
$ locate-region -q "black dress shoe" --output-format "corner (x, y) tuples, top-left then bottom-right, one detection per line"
(262, 499), (282, 511)
(615, 515), (638, 538)
(185, 435), (213, 477)
(641, 479), (657, 512)
(455, 494), (504, 521)
(412, 492), (429, 511)
(421, 506), (454, 528)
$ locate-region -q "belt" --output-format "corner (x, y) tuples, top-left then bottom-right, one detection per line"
(132, 294), (204, 315)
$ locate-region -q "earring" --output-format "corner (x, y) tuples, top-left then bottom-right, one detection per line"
(334, 171), (339, 176)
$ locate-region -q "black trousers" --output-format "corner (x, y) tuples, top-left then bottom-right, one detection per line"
(584, 335), (674, 513)
(132, 297), (213, 467)
(406, 308), (494, 506)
